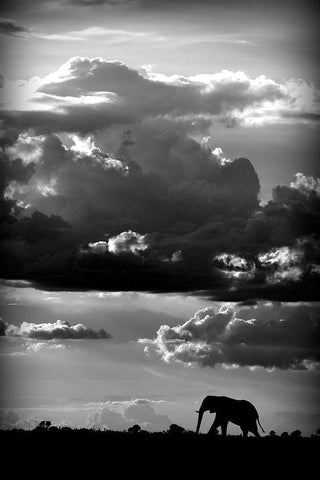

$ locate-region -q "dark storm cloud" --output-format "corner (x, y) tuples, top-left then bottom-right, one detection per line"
(0, 131), (35, 223)
(3, 127), (260, 229)
(2, 318), (111, 339)
(139, 304), (320, 370)
(0, 56), (319, 299)
(0, 18), (28, 37)
(0, 126), (259, 295)
(0, 124), (319, 300)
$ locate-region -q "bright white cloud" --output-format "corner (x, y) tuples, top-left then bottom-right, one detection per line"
(33, 26), (158, 43)
(214, 253), (250, 270)
(84, 231), (149, 256)
(290, 172), (320, 195)
(139, 305), (320, 370)
(2, 56), (319, 129)
(87, 397), (172, 431)
(258, 246), (304, 283)
(26, 341), (67, 352)
(259, 246), (303, 268)
(4, 319), (111, 340)
(87, 241), (108, 254)
(107, 230), (149, 255)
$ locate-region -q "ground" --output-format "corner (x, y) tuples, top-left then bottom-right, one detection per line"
(1, 428), (318, 476)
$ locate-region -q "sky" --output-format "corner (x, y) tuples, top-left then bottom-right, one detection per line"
(0, 0), (319, 435)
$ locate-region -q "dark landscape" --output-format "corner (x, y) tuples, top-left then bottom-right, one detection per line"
(2, 424), (319, 474)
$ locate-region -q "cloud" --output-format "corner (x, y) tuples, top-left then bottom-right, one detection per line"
(0, 410), (42, 430)
(290, 172), (320, 196)
(88, 408), (129, 431)
(33, 26), (160, 43)
(0, 76), (319, 300)
(214, 253), (251, 271)
(26, 341), (67, 352)
(139, 304), (320, 370)
(0, 135), (35, 222)
(107, 231), (149, 255)
(213, 235), (319, 290)
(258, 245), (305, 283)
(84, 231), (149, 257)
(1, 56), (319, 134)
(0, 410), (20, 430)
(87, 397), (172, 431)
(1, 146), (319, 300)
(3, 319), (111, 339)
(123, 403), (171, 431)
(87, 397), (168, 407)
(0, 18), (28, 37)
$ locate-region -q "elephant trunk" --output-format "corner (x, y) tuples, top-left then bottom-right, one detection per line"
(195, 408), (205, 434)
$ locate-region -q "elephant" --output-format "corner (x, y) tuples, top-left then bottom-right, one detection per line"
(195, 395), (264, 437)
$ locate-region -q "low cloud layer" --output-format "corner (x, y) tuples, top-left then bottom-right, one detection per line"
(87, 397), (172, 431)
(1, 56), (319, 132)
(139, 305), (320, 370)
(0, 317), (111, 339)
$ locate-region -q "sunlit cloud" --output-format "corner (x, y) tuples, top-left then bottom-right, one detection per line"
(139, 304), (320, 370)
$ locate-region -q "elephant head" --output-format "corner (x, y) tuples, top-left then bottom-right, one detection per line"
(195, 396), (218, 434)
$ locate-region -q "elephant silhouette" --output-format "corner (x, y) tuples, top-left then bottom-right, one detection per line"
(196, 395), (264, 437)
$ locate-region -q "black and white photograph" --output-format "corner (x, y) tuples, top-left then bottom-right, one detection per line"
(0, 0), (319, 472)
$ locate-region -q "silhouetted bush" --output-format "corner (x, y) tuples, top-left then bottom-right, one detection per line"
(167, 424), (185, 434)
(35, 420), (51, 430)
(128, 424), (141, 434)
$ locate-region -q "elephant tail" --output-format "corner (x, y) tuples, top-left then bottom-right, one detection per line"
(257, 417), (265, 433)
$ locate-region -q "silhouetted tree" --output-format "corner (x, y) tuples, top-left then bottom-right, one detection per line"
(280, 432), (289, 438)
(269, 430), (277, 437)
(36, 420), (52, 430)
(168, 424), (185, 434)
(290, 430), (302, 438)
(128, 425), (141, 434)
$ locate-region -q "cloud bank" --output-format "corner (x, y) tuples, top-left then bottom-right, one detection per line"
(1, 56), (319, 132)
(87, 397), (172, 431)
(0, 128), (319, 299)
(139, 305), (320, 370)
(0, 56), (319, 300)
(0, 317), (111, 339)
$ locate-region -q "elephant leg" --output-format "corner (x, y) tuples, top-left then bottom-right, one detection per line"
(208, 418), (220, 435)
(241, 427), (249, 437)
(208, 414), (222, 435)
(250, 425), (261, 438)
(221, 421), (228, 437)
(208, 424), (219, 435)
